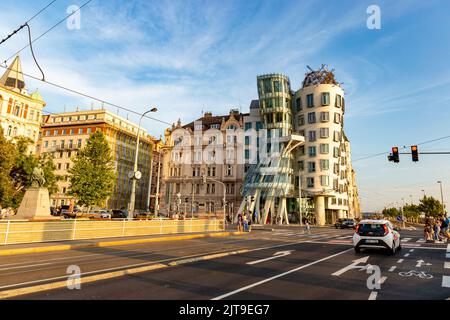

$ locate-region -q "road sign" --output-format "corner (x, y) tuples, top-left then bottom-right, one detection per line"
(396, 215), (403, 222)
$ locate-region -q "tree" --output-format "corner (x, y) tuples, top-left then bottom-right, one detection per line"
(68, 131), (116, 211)
(382, 207), (401, 218)
(0, 128), (18, 208)
(39, 152), (59, 196)
(418, 196), (444, 218)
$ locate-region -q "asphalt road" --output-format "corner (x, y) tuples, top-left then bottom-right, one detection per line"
(1, 226), (449, 300)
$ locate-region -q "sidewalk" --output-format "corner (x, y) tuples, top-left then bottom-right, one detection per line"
(0, 230), (243, 256)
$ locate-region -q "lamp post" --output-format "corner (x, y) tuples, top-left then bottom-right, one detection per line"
(437, 181), (445, 216)
(154, 148), (162, 217)
(128, 107), (157, 220)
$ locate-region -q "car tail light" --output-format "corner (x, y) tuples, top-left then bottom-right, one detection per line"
(383, 224), (389, 235)
(355, 225), (360, 234)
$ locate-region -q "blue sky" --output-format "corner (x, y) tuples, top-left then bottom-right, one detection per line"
(1, 0), (450, 212)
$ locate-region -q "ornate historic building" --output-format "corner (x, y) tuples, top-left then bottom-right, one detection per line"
(0, 56), (45, 153)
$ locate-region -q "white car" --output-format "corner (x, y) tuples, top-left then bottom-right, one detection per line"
(353, 219), (401, 254)
(99, 210), (111, 219)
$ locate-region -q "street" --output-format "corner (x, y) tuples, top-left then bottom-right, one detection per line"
(0, 227), (449, 300)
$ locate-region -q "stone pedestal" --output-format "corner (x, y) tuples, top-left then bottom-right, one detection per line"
(314, 196), (326, 226)
(14, 187), (57, 220)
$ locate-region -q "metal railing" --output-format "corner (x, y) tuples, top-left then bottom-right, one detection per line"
(0, 218), (224, 246)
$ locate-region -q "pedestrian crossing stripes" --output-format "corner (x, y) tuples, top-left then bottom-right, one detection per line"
(402, 238), (412, 242)
(443, 276), (450, 288)
(416, 239), (426, 243)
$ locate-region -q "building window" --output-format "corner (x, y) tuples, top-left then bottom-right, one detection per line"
(44, 141), (49, 148)
(320, 159), (329, 171)
(256, 122), (263, 130)
(87, 128), (92, 134)
(68, 140), (73, 149)
(57, 163), (62, 170)
(319, 128), (329, 138)
(308, 161), (316, 173)
(245, 122), (252, 131)
(298, 146), (305, 156)
(210, 124), (220, 129)
(226, 165), (233, 176)
(321, 92), (330, 106)
(308, 146), (317, 157)
(273, 80), (282, 93)
(77, 139), (82, 148)
(78, 128), (83, 134)
(62, 129), (66, 135)
(306, 94), (314, 108)
(45, 130), (50, 136)
(298, 160), (304, 171)
(245, 149), (250, 159)
(320, 175), (329, 187)
(308, 131), (316, 142)
(65, 163), (70, 170)
(320, 112), (329, 122)
(263, 79), (272, 93)
(334, 113), (341, 124)
(307, 177), (314, 188)
(334, 131), (341, 142)
(54, 130), (58, 136)
(245, 136), (250, 145)
(307, 112), (316, 124)
(60, 140), (65, 148)
(333, 147), (340, 158)
(298, 115), (304, 126)
(70, 129), (74, 135)
(320, 143), (329, 154)
(296, 97), (302, 111)
(336, 94), (342, 108)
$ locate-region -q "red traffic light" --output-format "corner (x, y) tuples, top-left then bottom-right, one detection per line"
(411, 145), (419, 162)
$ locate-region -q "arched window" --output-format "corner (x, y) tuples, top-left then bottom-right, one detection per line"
(7, 126), (12, 136)
(12, 127), (18, 136)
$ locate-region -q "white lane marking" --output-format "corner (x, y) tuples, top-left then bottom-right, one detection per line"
(447, 244), (450, 252)
(247, 250), (293, 265)
(416, 260), (432, 268)
(368, 291), (378, 300)
(442, 276), (450, 288)
(409, 249), (415, 252)
(404, 253), (410, 257)
(402, 238), (412, 243)
(444, 262), (450, 269)
(403, 245), (445, 250)
(446, 253), (450, 259)
(212, 248), (353, 300)
(416, 239), (426, 243)
(397, 259), (404, 263)
(331, 256), (370, 276)
(388, 266), (397, 272)
(0, 262), (52, 272)
(307, 241), (353, 246)
(378, 276), (387, 285)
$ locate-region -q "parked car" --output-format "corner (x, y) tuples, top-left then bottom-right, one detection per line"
(112, 209), (128, 219)
(335, 218), (356, 229)
(99, 210), (111, 219)
(353, 219), (401, 254)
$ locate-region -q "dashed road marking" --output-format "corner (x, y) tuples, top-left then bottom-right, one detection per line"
(444, 262), (450, 269)
(404, 253), (410, 257)
(403, 238), (412, 242)
(416, 239), (426, 243)
(377, 276), (387, 285)
(397, 259), (404, 263)
(409, 249), (415, 252)
(368, 291), (378, 300)
(388, 266), (397, 272)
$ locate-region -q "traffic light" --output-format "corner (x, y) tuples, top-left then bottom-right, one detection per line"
(411, 145), (419, 162)
(388, 146), (399, 163)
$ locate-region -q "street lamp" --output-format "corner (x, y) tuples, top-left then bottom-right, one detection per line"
(421, 189), (426, 198)
(128, 107), (158, 220)
(437, 181), (445, 216)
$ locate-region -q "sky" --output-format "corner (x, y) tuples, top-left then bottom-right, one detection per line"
(1, 0), (450, 212)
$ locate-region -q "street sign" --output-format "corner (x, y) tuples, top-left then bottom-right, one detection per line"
(396, 215), (403, 222)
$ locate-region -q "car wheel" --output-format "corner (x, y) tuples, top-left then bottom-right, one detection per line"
(390, 244), (396, 255)
(354, 247), (361, 253)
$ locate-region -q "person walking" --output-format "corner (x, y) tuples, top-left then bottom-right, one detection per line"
(246, 211), (252, 232)
(304, 219), (311, 234)
(434, 219), (442, 242)
(237, 212), (243, 232)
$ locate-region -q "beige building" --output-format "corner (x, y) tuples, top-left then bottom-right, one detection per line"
(37, 109), (158, 211)
(160, 110), (247, 217)
(0, 56), (45, 153)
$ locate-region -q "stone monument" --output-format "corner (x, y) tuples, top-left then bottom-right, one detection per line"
(15, 166), (57, 220)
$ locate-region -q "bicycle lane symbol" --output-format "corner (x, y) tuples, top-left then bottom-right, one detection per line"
(399, 270), (433, 279)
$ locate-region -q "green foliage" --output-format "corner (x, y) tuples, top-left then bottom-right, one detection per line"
(0, 128), (18, 208)
(402, 204), (421, 218)
(68, 131), (116, 208)
(382, 207), (401, 217)
(418, 196), (444, 218)
(0, 131), (59, 208)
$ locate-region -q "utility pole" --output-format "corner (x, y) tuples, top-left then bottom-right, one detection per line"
(298, 172), (303, 226)
(154, 149), (162, 217)
(437, 181), (445, 216)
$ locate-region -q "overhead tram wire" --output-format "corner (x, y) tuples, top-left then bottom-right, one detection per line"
(0, 0), (58, 47)
(0, 64), (172, 126)
(3, 0), (94, 65)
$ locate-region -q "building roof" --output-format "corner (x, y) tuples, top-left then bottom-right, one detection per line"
(182, 111), (249, 131)
(249, 100), (260, 109)
(302, 65), (339, 88)
(0, 56), (25, 91)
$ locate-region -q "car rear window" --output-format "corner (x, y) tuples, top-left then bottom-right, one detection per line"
(358, 223), (385, 236)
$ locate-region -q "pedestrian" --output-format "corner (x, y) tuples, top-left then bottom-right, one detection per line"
(424, 223), (433, 242)
(304, 219), (311, 234)
(434, 219), (442, 242)
(246, 211), (252, 232)
(237, 212), (243, 232)
(243, 215), (249, 232)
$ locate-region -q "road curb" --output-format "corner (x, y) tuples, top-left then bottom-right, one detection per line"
(0, 231), (244, 257)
